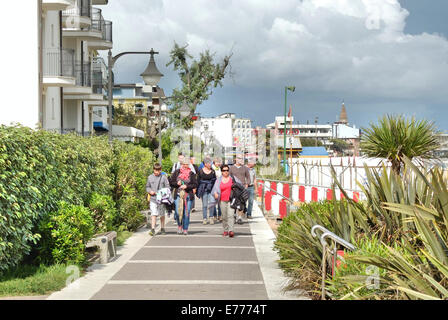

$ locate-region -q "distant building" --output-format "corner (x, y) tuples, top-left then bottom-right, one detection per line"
(266, 102), (361, 156)
(103, 83), (168, 136)
(199, 113), (253, 161)
(299, 147), (330, 158)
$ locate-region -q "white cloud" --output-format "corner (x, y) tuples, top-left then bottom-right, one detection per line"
(101, 0), (448, 105)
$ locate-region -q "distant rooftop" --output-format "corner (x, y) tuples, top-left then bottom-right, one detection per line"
(300, 147), (329, 157)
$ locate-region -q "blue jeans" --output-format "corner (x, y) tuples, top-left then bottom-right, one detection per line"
(247, 186), (255, 217)
(213, 203), (222, 218)
(174, 195), (193, 231)
(201, 192), (215, 219)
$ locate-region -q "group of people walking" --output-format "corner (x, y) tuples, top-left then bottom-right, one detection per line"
(145, 153), (257, 237)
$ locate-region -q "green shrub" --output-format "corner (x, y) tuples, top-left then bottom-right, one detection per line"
(0, 126), (114, 271)
(117, 195), (146, 231)
(0, 126), (153, 271)
(88, 193), (117, 233)
(112, 141), (153, 229)
(38, 202), (95, 265)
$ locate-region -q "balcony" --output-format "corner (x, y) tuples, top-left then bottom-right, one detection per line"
(88, 20), (113, 50)
(43, 0), (75, 11)
(62, 0), (92, 28)
(88, 9), (113, 50)
(92, 57), (108, 95)
(63, 61), (92, 96)
(43, 48), (76, 87)
(63, 6), (106, 41)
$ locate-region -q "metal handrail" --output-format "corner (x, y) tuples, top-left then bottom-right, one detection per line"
(311, 224), (355, 300)
(311, 225), (356, 251)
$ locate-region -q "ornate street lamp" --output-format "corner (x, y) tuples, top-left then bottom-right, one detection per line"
(107, 48), (163, 145)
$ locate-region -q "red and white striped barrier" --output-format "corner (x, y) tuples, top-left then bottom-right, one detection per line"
(256, 180), (366, 220)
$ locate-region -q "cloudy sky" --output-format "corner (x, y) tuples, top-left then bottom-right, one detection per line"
(100, 0), (448, 131)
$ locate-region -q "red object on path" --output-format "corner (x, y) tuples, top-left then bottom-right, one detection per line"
(299, 186), (305, 202)
(327, 189), (333, 201)
(311, 187), (318, 202)
(353, 192), (360, 203)
(279, 199), (288, 219)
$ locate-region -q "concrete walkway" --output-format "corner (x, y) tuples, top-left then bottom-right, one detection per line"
(47, 199), (309, 300)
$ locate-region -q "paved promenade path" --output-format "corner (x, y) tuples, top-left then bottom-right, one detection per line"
(47, 199), (308, 300)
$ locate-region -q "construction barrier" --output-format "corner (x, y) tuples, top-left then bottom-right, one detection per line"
(279, 199), (288, 219)
(311, 187), (318, 202)
(265, 191), (273, 211)
(271, 195), (282, 217)
(326, 189), (333, 201)
(277, 183), (283, 197)
(299, 186), (305, 202)
(283, 183), (290, 199)
(292, 185), (299, 202)
(270, 182), (277, 192)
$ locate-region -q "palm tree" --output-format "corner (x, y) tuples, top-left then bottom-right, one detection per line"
(361, 114), (440, 175)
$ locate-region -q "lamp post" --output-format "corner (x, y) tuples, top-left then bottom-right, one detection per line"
(107, 48), (163, 145)
(315, 116), (319, 147)
(284, 86), (295, 173)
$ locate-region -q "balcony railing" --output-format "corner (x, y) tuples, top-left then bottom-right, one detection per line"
(92, 71), (104, 94)
(62, 0), (92, 18)
(43, 48), (75, 78)
(74, 61), (92, 87)
(103, 20), (113, 42)
(91, 8), (104, 32)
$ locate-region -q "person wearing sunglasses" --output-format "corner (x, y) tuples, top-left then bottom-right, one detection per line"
(209, 164), (242, 237)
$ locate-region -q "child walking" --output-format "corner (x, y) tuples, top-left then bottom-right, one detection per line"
(146, 163), (170, 236)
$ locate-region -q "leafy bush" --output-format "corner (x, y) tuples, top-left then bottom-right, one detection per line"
(38, 202), (94, 265)
(327, 237), (402, 300)
(0, 126), (153, 271)
(117, 195), (146, 231)
(275, 201), (339, 298)
(88, 193), (117, 233)
(112, 141), (153, 229)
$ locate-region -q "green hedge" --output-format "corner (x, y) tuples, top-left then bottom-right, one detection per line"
(0, 126), (153, 271)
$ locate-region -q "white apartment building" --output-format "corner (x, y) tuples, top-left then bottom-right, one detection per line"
(199, 113), (253, 158)
(266, 116), (334, 146)
(0, 0), (112, 135)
